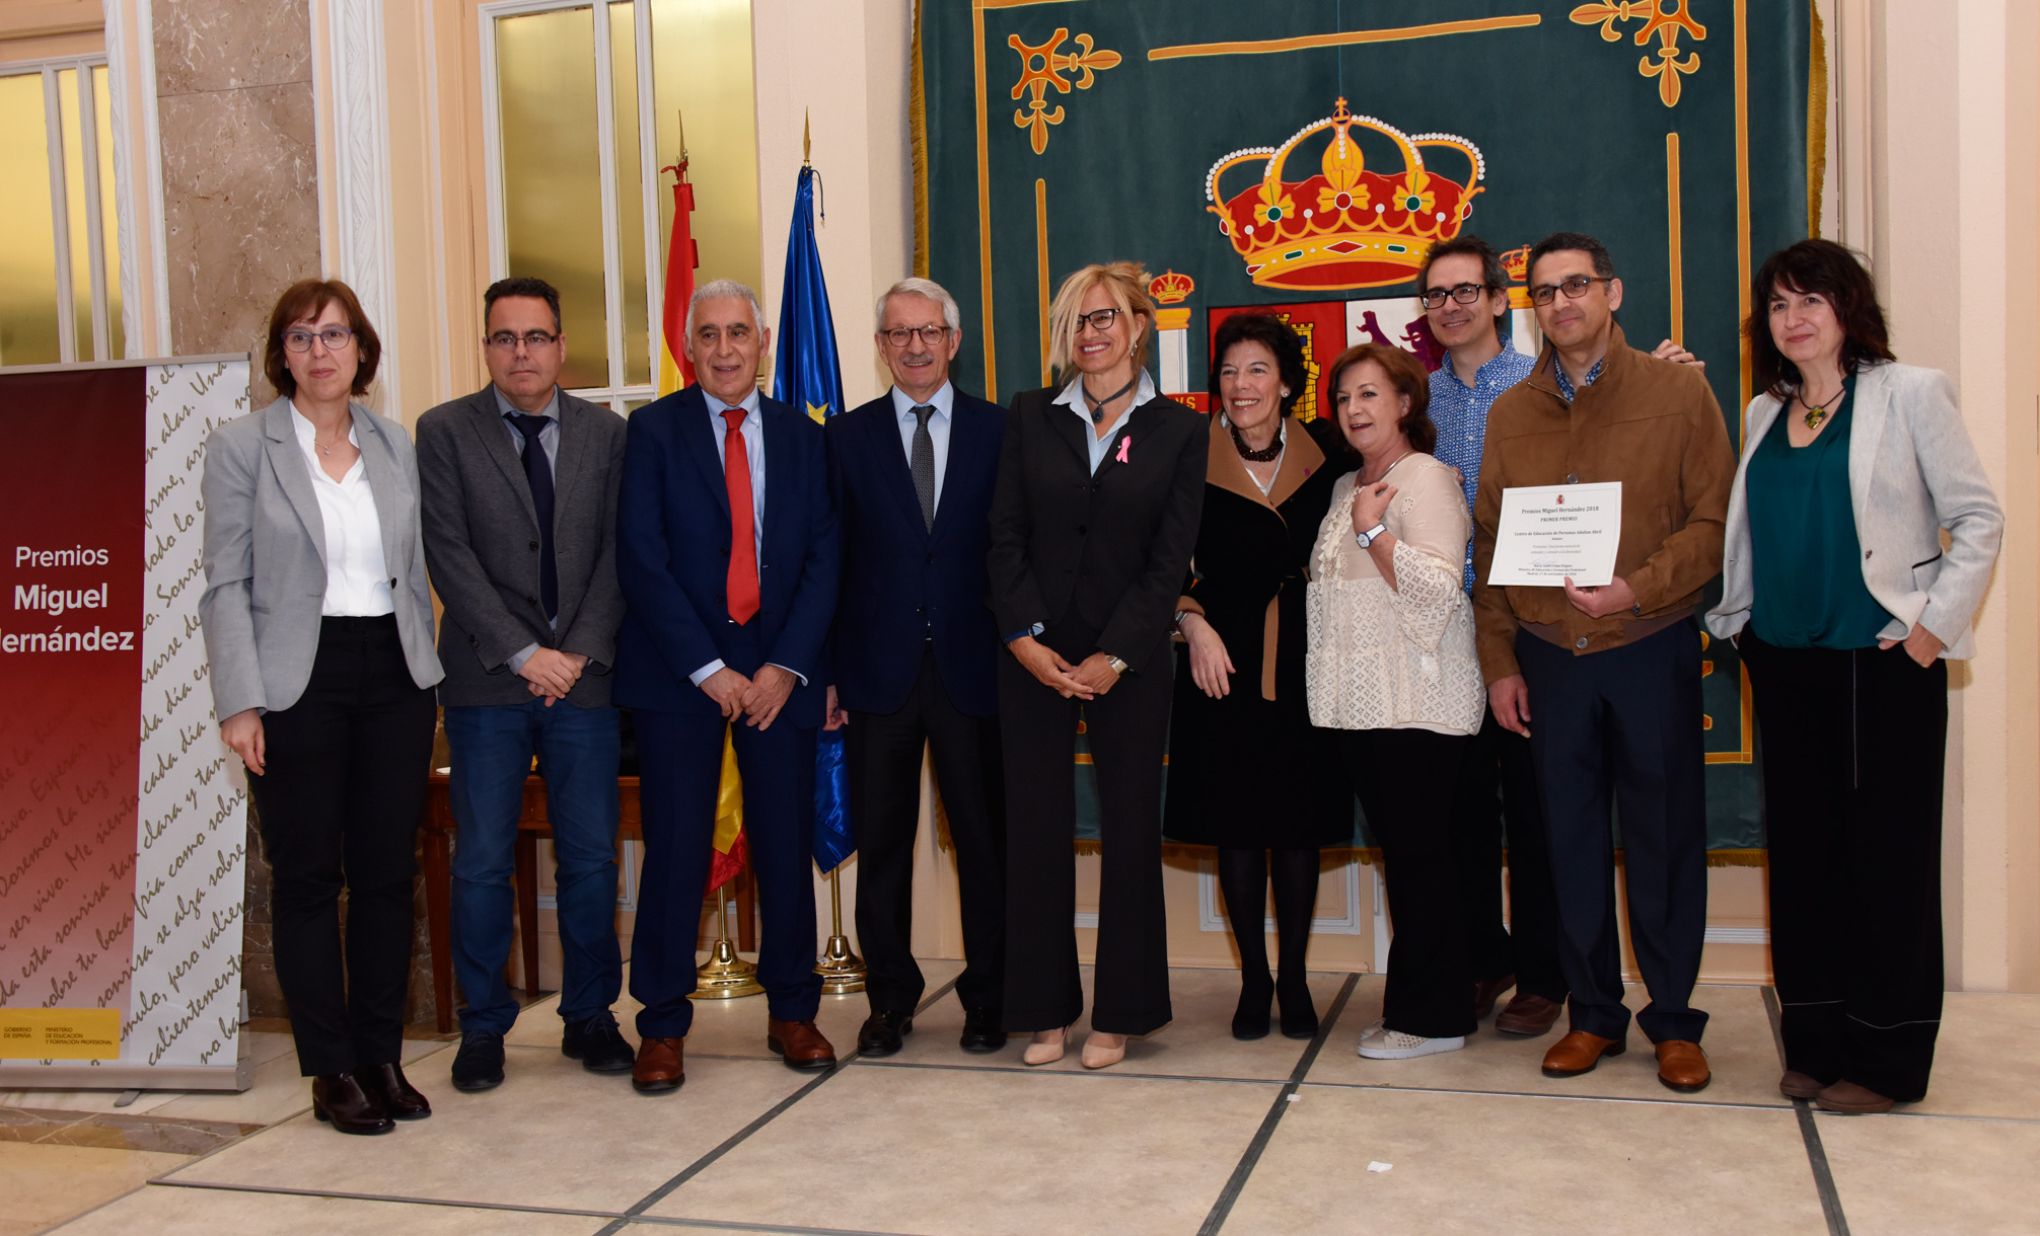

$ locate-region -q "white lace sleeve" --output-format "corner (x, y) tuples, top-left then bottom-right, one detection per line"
(1384, 464), (1472, 652)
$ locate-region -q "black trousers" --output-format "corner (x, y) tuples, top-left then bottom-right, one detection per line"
(1516, 621), (1709, 1044)
(1741, 631), (1947, 1100)
(849, 647), (1006, 1017)
(1345, 727), (1478, 1038)
(246, 616), (438, 1077)
(1457, 709), (1568, 1002)
(1000, 653), (1172, 1036)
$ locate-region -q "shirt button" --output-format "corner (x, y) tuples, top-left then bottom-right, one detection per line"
(1574, 636), (1589, 650)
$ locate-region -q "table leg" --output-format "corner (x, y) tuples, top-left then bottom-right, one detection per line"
(423, 830), (454, 1035)
(515, 833), (542, 994)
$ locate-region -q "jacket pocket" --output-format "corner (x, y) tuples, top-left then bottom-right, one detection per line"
(1911, 551), (1943, 592)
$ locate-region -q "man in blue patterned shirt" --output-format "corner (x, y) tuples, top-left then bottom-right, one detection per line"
(1420, 236), (1704, 1041)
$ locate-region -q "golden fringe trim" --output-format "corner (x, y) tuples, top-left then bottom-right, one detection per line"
(910, 0), (931, 278)
(1806, 0), (1829, 237)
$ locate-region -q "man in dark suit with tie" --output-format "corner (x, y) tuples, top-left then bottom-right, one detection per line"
(417, 277), (633, 1093)
(614, 279), (841, 1093)
(826, 278), (1007, 1057)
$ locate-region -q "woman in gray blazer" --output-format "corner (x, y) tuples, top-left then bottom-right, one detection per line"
(199, 279), (444, 1135)
(1706, 240), (2002, 1115)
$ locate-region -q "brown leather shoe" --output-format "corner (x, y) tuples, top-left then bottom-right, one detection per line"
(1814, 1079), (1895, 1114)
(1779, 1070), (1826, 1100)
(362, 1062), (431, 1120)
(1472, 973), (1517, 1022)
(311, 1073), (395, 1135)
(1495, 992), (1564, 1037)
(1540, 1030), (1625, 1078)
(1655, 1040), (1711, 1093)
(767, 1018), (838, 1071)
(632, 1036), (685, 1094)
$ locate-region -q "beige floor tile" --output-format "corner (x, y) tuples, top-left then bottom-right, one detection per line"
(0, 1143), (191, 1233)
(1229, 1084), (1825, 1236)
(1818, 1109), (2040, 1235)
(1304, 977), (1787, 1107)
(1906, 991), (2040, 1120)
(146, 1034), (445, 1126)
(164, 1044), (815, 1212)
(647, 1062), (1278, 1233)
(0, 1085), (180, 1117)
(888, 965), (1345, 1081)
(52, 1183), (613, 1234)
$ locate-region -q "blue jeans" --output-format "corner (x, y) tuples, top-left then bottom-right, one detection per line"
(445, 699), (623, 1036)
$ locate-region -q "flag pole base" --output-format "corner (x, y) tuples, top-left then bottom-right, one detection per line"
(691, 937), (764, 1000)
(814, 933), (866, 995)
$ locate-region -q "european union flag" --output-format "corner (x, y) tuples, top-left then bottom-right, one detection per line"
(772, 162), (854, 873)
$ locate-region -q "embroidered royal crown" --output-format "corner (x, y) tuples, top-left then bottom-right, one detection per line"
(1206, 98), (1486, 291)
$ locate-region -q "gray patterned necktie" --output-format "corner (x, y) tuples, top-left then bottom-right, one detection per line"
(910, 404), (937, 531)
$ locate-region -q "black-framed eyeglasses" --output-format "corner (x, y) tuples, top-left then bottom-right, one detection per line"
(1420, 283), (1488, 310)
(283, 325), (355, 353)
(1529, 275), (1614, 306)
(485, 330), (560, 351)
(880, 324), (949, 347)
(1074, 307), (1122, 333)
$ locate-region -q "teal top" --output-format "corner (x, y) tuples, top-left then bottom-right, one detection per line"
(1746, 374), (1894, 649)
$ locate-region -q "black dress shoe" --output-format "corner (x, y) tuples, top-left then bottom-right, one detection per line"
(562, 1016), (635, 1074)
(857, 1010), (913, 1057)
(363, 1062), (431, 1120)
(1276, 975), (1318, 1040)
(312, 1073), (395, 1135)
(451, 1030), (506, 1092)
(959, 1008), (1008, 1054)
(1232, 974), (1273, 1041)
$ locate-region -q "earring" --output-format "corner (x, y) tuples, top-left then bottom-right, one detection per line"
(1280, 388), (1291, 398)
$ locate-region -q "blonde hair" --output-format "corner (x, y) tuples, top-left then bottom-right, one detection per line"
(1046, 261), (1155, 380)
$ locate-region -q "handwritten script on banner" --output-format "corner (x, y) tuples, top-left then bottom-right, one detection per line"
(0, 358), (252, 1082)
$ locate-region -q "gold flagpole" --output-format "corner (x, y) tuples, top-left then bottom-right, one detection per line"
(691, 881), (763, 1000)
(813, 865), (865, 994)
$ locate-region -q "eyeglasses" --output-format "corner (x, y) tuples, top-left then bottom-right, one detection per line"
(1529, 275), (1614, 306)
(1074, 307), (1122, 333)
(282, 325), (355, 353)
(880, 324), (949, 347)
(1420, 283), (1488, 310)
(485, 330), (560, 351)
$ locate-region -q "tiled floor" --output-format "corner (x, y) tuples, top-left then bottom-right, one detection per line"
(8, 965), (2040, 1234)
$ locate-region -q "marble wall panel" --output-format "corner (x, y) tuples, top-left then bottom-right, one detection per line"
(154, 0), (312, 96)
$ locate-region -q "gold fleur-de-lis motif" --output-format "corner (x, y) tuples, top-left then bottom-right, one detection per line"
(1008, 28), (1123, 156)
(1569, 0), (1708, 108)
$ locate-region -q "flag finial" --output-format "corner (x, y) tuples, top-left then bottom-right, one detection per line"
(803, 108), (812, 168)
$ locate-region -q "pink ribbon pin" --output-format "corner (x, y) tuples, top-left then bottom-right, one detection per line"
(1115, 435), (1132, 464)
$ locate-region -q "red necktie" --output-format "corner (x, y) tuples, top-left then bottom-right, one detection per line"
(722, 407), (760, 624)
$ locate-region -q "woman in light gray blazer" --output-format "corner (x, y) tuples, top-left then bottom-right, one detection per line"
(199, 279), (443, 1135)
(1706, 240), (2001, 1116)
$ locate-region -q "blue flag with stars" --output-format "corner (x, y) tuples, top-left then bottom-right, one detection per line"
(773, 162), (854, 873)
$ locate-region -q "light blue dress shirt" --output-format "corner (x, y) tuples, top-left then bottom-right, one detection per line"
(890, 380), (953, 510)
(1428, 347), (1535, 593)
(495, 386), (562, 670)
(1051, 369), (1158, 474)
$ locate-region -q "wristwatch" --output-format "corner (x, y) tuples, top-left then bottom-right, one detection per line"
(1104, 654), (1129, 676)
(1354, 522), (1389, 549)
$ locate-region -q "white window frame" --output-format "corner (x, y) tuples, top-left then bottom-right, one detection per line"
(1, 54), (123, 367)
(478, 0), (664, 414)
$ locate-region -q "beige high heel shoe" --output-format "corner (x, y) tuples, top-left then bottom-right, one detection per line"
(1080, 1031), (1127, 1070)
(1022, 1025), (1072, 1066)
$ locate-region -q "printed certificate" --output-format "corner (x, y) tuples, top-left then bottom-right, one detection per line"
(1486, 482), (1622, 587)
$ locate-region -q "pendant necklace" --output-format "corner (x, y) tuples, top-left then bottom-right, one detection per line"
(1800, 381), (1844, 431)
(1083, 374), (1138, 425)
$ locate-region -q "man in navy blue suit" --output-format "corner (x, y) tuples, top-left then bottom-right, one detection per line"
(614, 279), (840, 1093)
(827, 278), (1007, 1058)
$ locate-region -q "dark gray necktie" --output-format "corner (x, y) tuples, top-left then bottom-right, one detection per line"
(909, 404), (936, 531)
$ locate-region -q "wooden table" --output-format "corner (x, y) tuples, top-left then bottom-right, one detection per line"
(421, 773), (755, 1034)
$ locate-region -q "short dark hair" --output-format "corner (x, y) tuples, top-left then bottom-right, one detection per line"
(1418, 234), (1508, 295)
(1528, 231), (1616, 281)
(484, 276), (563, 334)
(1324, 343), (1437, 455)
(1746, 239), (1895, 400)
(1208, 313), (1309, 418)
(263, 279), (381, 398)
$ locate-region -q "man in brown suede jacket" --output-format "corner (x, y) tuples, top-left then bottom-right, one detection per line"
(1471, 231), (1734, 1094)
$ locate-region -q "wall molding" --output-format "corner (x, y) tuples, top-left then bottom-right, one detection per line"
(323, 0), (400, 409)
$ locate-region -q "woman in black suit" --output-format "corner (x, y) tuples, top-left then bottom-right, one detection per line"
(199, 279), (444, 1134)
(990, 261), (1208, 1070)
(1163, 314), (1350, 1041)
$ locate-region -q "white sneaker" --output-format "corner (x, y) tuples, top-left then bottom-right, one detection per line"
(1356, 1025), (1466, 1060)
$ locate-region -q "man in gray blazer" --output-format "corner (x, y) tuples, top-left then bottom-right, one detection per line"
(418, 277), (632, 1091)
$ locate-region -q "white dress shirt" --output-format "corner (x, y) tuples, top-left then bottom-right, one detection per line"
(291, 404), (395, 617)
(1052, 369), (1158, 474)
(689, 388), (801, 688)
(890, 380), (953, 510)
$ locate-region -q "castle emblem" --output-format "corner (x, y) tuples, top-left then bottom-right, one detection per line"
(1206, 98), (1486, 291)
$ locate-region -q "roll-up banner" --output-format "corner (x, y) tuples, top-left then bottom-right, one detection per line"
(1, 357), (254, 1090)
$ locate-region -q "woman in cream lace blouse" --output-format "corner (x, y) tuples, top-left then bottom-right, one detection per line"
(1306, 343), (1487, 1061)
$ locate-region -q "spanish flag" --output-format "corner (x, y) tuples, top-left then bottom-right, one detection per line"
(659, 153), (748, 894)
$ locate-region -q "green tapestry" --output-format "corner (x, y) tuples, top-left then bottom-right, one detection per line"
(918, 0), (1820, 855)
